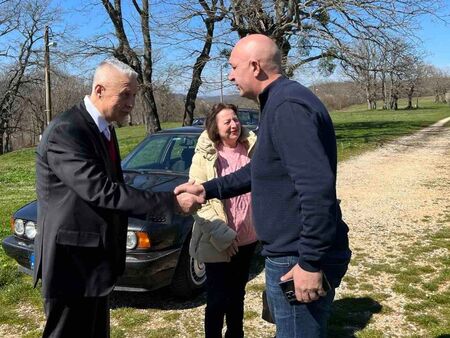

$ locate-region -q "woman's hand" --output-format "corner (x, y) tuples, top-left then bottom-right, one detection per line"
(225, 239), (239, 257)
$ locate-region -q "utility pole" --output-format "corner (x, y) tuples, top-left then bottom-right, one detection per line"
(44, 26), (52, 126)
(220, 64), (224, 103)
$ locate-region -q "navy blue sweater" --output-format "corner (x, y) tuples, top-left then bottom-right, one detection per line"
(203, 77), (350, 274)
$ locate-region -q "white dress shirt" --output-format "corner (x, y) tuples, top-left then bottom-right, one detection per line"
(84, 95), (111, 141)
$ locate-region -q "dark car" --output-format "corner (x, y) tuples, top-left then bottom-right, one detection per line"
(191, 117), (205, 126)
(237, 108), (259, 131)
(2, 126), (207, 298)
(191, 108), (259, 131)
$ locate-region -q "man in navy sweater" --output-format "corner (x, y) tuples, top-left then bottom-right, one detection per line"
(176, 34), (351, 337)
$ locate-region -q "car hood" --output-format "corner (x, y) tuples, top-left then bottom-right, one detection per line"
(122, 171), (186, 192)
(13, 172), (187, 222)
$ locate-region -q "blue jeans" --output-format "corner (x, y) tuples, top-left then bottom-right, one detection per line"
(265, 256), (335, 338)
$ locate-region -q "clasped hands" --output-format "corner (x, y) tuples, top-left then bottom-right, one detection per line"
(174, 179), (206, 215)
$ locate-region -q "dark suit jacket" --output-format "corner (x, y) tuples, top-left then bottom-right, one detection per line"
(34, 101), (173, 298)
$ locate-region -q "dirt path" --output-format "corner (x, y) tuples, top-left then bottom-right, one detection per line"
(334, 117), (450, 336)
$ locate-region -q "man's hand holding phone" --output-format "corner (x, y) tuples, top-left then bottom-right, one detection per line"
(279, 264), (330, 304)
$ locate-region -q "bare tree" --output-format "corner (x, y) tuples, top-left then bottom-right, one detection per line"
(19, 70), (89, 146)
(426, 66), (450, 103)
(101, 0), (161, 134)
(225, 0), (443, 77)
(0, 0), (20, 43)
(381, 40), (426, 110)
(402, 58), (426, 110)
(181, 0), (226, 126)
(0, 0), (57, 154)
(340, 38), (382, 110)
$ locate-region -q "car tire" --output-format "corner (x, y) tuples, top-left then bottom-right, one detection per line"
(171, 238), (206, 298)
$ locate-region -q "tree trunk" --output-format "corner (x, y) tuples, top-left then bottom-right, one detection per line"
(434, 92), (440, 103)
(139, 0), (160, 133)
(183, 20), (215, 126)
(406, 96), (413, 109)
(0, 118), (6, 155)
(183, 0), (224, 126)
(381, 73), (388, 110)
(5, 129), (11, 153)
(366, 86), (371, 110)
(276, 36), (291, 77)
(142, 85), (160, 133)
(406, 85), (414, 110)
(390, 93), (398, 110)
(103, 0), (161, 134)
(0, 131), (4, 155)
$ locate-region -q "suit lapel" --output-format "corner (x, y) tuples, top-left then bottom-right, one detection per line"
(77, 102), (120, 180)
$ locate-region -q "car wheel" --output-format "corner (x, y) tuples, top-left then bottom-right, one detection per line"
(171, 239), (206, 298)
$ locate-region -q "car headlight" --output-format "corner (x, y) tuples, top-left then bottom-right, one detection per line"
(126, 231), (138, 250)
(126, 231), (151, 250)
(14, 219), (24, 236)
(25, 221), (37, 240)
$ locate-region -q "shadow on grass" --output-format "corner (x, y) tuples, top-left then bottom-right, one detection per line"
(328, 297), (382, 337)
(334, 120), (436, 140)
(110, 286), (207, 310)
(110, 246), (266, 311)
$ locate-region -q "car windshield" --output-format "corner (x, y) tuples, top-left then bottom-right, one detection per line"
(191, 110), (259, 127)
(238, 109), (259, 126)
(122, 134), (199, 173)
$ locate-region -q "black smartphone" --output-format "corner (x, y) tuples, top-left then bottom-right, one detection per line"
(279, 273), (332, 304)
(279, 278), (297, 304)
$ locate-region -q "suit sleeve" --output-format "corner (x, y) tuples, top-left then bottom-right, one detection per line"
(45, 121), (174, 218)
(202, 163), (252, 200)
(271, 102), (337, 272)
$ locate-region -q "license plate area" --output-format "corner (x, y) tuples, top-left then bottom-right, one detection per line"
(29, 252), (35, 270)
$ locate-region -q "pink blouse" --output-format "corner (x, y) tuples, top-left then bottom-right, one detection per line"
(217, 142), (257, 246)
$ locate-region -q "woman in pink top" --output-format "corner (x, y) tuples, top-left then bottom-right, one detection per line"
(189, 103), (257, 338)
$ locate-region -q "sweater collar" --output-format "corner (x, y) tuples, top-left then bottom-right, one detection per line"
(258, 76), (286, 111)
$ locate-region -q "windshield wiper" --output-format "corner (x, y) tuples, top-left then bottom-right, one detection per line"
(122, 168), (147, 174)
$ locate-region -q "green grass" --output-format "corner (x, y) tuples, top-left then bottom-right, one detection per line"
(371, 224), (450, 335)
(0, 100), (449, 336)
(331, 97), (450, 161)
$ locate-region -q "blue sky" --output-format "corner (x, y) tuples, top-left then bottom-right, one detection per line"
(50, 1), (450, 94)
(417, 15), (450, 69)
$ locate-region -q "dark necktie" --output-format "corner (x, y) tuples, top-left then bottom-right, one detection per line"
(104, 126), (118, 165)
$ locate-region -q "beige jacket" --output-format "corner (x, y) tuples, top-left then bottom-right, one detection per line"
(189, 128), (257, 263)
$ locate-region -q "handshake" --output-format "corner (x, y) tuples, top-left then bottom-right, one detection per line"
(173, 179), (206, 214)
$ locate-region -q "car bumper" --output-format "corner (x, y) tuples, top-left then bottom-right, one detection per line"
(1, 235), (182, 292)
(115, 248), (181, 292)
(1, 235), (34, 271)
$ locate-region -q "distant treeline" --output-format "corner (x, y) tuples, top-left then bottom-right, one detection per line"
(314, 72), (450, 111)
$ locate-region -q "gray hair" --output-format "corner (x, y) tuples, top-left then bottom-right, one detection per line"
(92, 58), (138, 92)
(94, 57), (138, 80)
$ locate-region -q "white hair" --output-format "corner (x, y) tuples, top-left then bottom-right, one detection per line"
(100, 58), (138, 78)
(92, 58), (138, 92)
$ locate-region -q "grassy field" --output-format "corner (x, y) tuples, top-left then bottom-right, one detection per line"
(332, 97), (450, 161)
(0, 99), (449, 337)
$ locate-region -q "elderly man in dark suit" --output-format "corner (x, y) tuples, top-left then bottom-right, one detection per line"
(34, 58), (202, 338)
